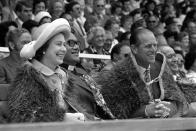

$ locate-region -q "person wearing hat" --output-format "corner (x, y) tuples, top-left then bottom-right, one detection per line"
(34, 11), (52, 25)
(7, 18), (85, 123)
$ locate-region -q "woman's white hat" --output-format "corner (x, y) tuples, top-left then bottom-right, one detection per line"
(34, 11), (51, 23)
(20, 18), (71, 59)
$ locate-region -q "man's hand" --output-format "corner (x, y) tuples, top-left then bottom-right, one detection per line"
(145, 101), (171, 118)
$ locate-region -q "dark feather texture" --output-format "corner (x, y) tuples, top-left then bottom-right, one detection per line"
(8, 63), (67, 123)
(96, 53), (189, 119)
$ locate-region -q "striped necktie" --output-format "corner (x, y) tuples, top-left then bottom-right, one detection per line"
(144, 66), (154, 101)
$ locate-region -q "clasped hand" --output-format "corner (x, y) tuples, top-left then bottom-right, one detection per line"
(145, 100), (171, 118)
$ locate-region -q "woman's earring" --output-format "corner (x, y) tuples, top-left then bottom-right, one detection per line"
(43, 52), (46, 55)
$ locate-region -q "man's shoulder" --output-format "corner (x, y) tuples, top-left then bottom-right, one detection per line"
(0, 56), (11, 68)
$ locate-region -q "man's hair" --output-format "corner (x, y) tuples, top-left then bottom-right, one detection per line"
(65, 1), (79, 14)
(6, 28), (29, 51)
(104, 18), (118, 31)
(129, 27), (151, 46)
(33, 0), (47, 14)
(111, 43), (128, 61)
(111, 2), (122, 15)
(0, 21), (18, 47)
(22, 20), (38, 33)
(87, 26), (105, 45)
(15, 1), (32, 12)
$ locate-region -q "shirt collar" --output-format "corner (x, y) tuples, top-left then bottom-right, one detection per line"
(32, 59), (66, 77)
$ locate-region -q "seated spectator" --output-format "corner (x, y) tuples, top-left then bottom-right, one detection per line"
(159, 45), (183, 81)
(15, 1), (33, 28)
(118, 31), (131, 46)
(119, 15), (133, 34)
(146, 14), (159, 31)
(164, 31), (178, 46)
(110, 2), (122, 24)
(103, 31), (113, 55)
(8, 19), (85, 123)
(177, 32), (189, 55)
(101, 43), (131, 72)
(0, 21), (18, 47)
(22, 19), (38, 34)
(96, 28), (189, 119)
(48, 0), (64, 21)
(61, 33), (114, 120)
(32, 0), (47, 15)
(34, 11), (52, 25)
(83, 26), (107, 72)
(0, 28), (32, 84)
(85, 0), (109, 27)
(65, 1), (88, 51)
(164, 17), (180, 34)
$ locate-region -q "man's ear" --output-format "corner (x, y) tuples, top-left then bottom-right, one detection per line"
(8, 41), (15, 50)
(130, 45), (137, 55)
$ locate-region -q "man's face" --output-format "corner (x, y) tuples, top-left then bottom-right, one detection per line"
(118, 45), (131, 61)
(16, 32), (32, 51)
(104, 32), (113, 52)
(34, 2), (45, 14)
(190, 33), (196, 45)
(111, 23), (120, 38)
(147, 16), (158, 30)
(133, 31), (157, 67)
(64, 34), (80, 64)
(93, 29), (105, 47)
(62, 14), (74, 27)
(123, 1), (131, 12)
(168, 23), (179, 33)
(94, 0), (105, 15)
(188, 22), (196, 35)
(72, 4), (81, 18)
(18, 6), (32, 22)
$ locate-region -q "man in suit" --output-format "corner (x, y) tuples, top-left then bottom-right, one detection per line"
(61, 33), (114, 120)
(96, 28), (190, 119)
(65, 1), (88, 51)
(85, 0), (109, 27)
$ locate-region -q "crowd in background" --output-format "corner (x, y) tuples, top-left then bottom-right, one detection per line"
(0, 0), (196, 123)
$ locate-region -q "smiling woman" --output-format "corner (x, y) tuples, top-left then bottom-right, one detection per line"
(7, 18), (85, 123)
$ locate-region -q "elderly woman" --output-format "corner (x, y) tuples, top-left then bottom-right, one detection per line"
(82, 26), (107, 73)
(8, 18), (85, 123)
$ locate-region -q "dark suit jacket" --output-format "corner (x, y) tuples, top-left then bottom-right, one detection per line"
(61, 63), (112, 120)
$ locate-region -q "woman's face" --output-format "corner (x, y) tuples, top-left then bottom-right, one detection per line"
(53, 2), (63, 15)
(111, 23), (120, 38)
(181, 35), (189, 47)
(162, 46), (178, 72)
(43, 33), (67, 67)
(93, 29), (105, 47)
(34, 2), (46, 14)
